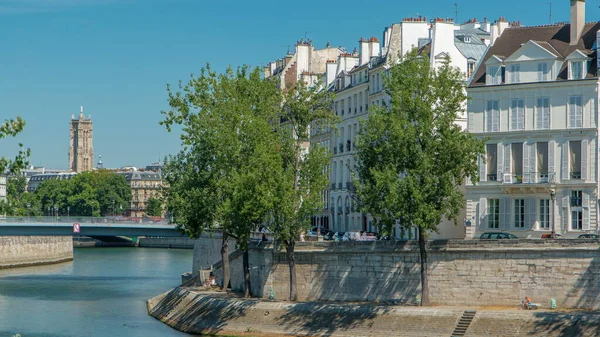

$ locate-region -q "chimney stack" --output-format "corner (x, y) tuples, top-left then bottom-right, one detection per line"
(570, 0), (585, 46)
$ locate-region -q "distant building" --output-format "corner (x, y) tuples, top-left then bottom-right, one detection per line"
(19, 166), (68, 191)
(0, 176), (7, 203)
(27, 173), (77, 193)
(117, 170), (163, 218)
(69, 106), (94, 173)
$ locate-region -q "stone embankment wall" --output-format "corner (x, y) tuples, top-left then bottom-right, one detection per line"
(138, 237), (195, 249)
(243, 240), (600, 310)
(148, 287), (600, 337)
(0, 236), (73, 268)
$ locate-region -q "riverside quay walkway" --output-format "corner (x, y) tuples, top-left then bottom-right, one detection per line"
(0, 216), (184, 237)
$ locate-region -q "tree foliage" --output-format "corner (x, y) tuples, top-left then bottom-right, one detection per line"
(355, 52), (484, 304)
(3, 170), (131, 217)
(0, 116), (30, 175)
(161, 64), (283, 294)
(146, 197), (163, 216)
(268, 81), (335, 301)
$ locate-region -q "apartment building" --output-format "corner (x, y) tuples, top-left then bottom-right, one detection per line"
(466, 0), (599, 238)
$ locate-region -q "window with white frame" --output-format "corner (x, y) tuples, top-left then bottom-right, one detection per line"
(488, 199), (500, 229)
(539, 199), (550, 229)
(538, 63), (548, 81)
(510, 64), (520, 83)
(510, 99), (524, 130)
(487, 66), (501, 85)
(568, 96), (583, 128)
(486, 100), (500, 132)
(536, 97), (550, 129)
(572, 209), (583, 230)
(514, 199), (525, 228)
(569, 141), (582, 179)
(467, 61), (476, 78)
(570, 61), (583, 80)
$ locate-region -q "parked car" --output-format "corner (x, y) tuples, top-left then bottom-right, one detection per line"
(480, 232), (519, 240)
(578, 234), (600, 239)
(331, 232), (345, 241)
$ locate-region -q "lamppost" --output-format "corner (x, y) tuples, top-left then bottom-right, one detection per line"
(67, 206), (70, 218)
(26, 203), (30, 221)
(550, 189), (557, 238)
(54, 205), (58, 221)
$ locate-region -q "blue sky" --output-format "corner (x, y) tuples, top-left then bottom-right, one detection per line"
(0, 0), (591, 170)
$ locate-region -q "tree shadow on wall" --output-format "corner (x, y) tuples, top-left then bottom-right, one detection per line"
(275, 301), (392, 337)
(529, 312), (600, 337)
(149, 287), (257, 334)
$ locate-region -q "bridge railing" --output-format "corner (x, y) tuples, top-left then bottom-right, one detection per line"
(0, 216), (169, 225)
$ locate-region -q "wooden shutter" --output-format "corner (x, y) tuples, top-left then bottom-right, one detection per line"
(493, 102), (500, 132)
(479, 155), (486, 182)
(590, 98), (597, 128)
(504, 144), (511, 179)
(562, 141), (569, 181)
(499, 198), (507, 229)
(529, 143), (537, 183)
(569, 97), (575, 128)
(497, 142), (504, 181)
(581, 139), (588, 181)
(548, 140), (555, 181)
(583, 192), (590, 230)
(523, 142), (530, 183)
(479, 198), (488, 228)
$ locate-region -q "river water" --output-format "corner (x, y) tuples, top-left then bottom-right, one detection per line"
(0, 247), (193, 337)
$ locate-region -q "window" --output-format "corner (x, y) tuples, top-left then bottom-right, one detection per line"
(467, 62), (476, 78)
(539, 199), (550, 229)
(487, 66), (501, 85)
(538, 63), (548, 81)
(570, 141), (581, 179)
(488, 199), (500, 229)
(568, 96), (583, 128)
(536, 98), (550, 129)
(514, 199), (525, 228)
(511, 143), (523, 183)
(537, 142), (549, 182)
(570, 61), (583, 80)
(510, 64), (520, 83)
(486, 100), (500, 132)
(572, 210), (583, 230)
(510, 99), (525, 130)
(486, 144), (498, 181)
(571, 190), (583, 207)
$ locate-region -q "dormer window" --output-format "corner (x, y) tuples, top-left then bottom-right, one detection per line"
(464, 36), (471, 43)
(509, 64), (520, 83)
(569, 61), (584, 80)
(467, 61), (476, 78)
(487, 65), (502, 85)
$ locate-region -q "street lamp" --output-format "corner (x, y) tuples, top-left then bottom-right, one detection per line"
(26, 203), (30, 221)
(550, 189), (557, 238)
(67, 206), (70, 218)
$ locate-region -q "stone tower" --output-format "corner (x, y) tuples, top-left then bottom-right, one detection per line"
(68, 106), (94, 173)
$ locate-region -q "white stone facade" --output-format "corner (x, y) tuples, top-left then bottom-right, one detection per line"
(465, 2), (600, 238)
(0, 176), (6, 204)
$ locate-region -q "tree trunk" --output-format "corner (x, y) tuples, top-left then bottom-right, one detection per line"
(418, 228), (429, 305)
(286, 241), (297, 301)
(221, 232), (230, 292)
(243, 249), (252, 298)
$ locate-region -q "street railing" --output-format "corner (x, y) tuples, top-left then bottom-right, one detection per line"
(0, 216), (169, 225)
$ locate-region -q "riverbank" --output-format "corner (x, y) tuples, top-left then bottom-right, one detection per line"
(147, 287), (600, 337)
(0, 236), (73, 269)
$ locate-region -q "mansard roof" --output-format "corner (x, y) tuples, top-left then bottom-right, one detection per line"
(470, 22), (600, 87)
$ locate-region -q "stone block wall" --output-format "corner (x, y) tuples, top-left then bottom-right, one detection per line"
(246, 240), (600, 309)
(0, 236), (73, 268)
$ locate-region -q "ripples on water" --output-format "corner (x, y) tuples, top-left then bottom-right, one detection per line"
(0, 247), (194, 337)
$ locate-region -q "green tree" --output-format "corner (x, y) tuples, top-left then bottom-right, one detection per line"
(0, 117), (30, 174)
(161, 64), (282, 295)
(146, 197), (163, 216)
(355, 52), (484, 305)
(269, 81), (335, 301)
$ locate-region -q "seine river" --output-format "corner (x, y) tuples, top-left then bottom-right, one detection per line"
(0, 247), (193, 337)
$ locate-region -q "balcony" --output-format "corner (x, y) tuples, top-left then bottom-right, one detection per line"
(487, 174), (497, 181)
(570, 171), (582, 180)
(501, 172), (556, 184)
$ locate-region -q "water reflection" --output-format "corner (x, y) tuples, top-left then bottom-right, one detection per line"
(0, 247), (193, 337)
